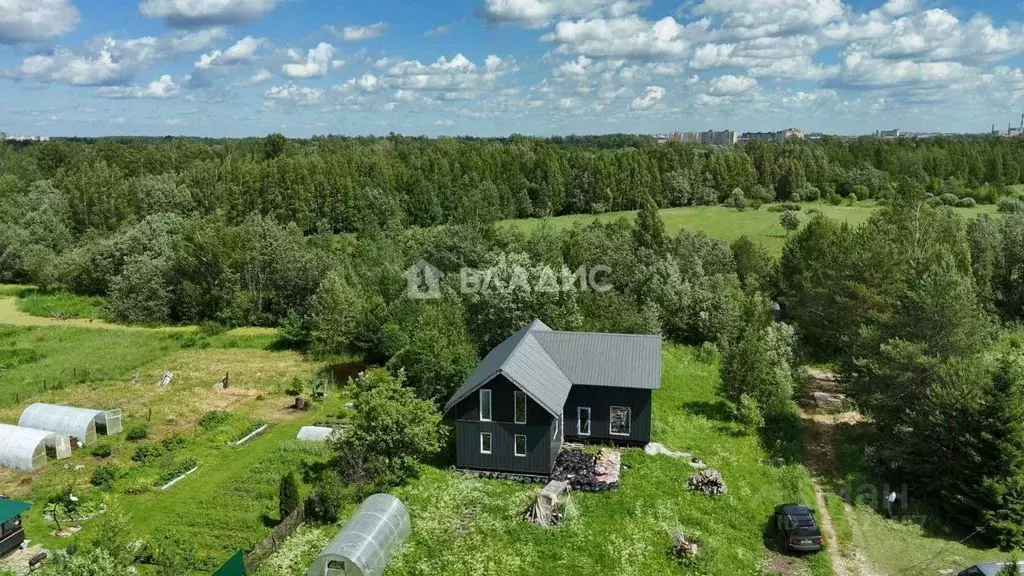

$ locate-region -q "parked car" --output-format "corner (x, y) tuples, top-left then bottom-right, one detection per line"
(958, 562), (1024, 576)
(772, 504), (823, 554)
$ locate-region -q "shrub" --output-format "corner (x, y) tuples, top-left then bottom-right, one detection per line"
(305, 473), (348, 523)
(279, 472), (301, 519)
(955, 197), (977, 208)
(131, 443), (163, 464)
(90, 464), (119, 489)
(780, 211), (800, 234)
(733, 394), (765, 434)
(726, 188), (746, 211)
(999, 198), (1024, 214)
(939, 193), (959, 206)
(125, 425), (148, 441)
(847, 193), (858, 204)
(198, 411), (232, 431)
(695, 342), (719, 364)
(826, 191), (842, 205)
(90, 443), (112, 458)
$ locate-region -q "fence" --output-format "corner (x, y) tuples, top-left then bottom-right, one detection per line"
(243, 506), (305, 573)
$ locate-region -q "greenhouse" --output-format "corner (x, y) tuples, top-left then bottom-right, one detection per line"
(308, 494), (411, 576)
(297, 426), (336, 442)
(18, 403), (122, 445)
(0, 423), (64, 471)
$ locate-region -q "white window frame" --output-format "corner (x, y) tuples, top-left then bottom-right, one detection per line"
(514, 434), (527, 457)
(609, 405), (631, 436)
(480, 432), (492, 454)
(479, 389), (492, 421)
(577, 407), (592, 436)
(514, 391), (527, 424)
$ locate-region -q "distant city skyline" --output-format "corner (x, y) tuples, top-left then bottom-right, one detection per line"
(3, 0), (1024, 137)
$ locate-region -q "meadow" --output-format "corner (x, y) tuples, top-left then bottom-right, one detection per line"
(501, 201), (997, 254)
(259, 346), (834, 576)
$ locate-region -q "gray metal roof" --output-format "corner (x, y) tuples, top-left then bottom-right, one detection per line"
(533, 331), (661, 390)
(443, 320), (661, 416)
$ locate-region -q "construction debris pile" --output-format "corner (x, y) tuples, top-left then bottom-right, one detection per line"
(687, 469), (727, 496)
(670, 531), (700, 566)
(644, 442), (706, 469)
(524, 480), (570, 527)
(551, 448), (620, 491)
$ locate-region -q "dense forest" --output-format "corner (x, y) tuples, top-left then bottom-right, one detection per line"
(4, 135), (1024, 554)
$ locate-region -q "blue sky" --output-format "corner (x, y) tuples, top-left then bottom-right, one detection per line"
(2, 0), (1024, 137)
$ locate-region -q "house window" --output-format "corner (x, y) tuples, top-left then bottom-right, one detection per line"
(479, 389), (492, 421)
(577, 407), (591, 436)
(480, 432), (492, 454)
(610, 406), (631, 436)
(514, 391), (527, 424)
(514, 434), (527, 457)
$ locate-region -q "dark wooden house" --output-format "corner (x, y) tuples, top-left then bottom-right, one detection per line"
(444, 320), (661, 476)
(0, 498), (30, 558)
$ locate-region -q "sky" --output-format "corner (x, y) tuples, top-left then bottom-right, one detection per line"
(2, 0), (1024, 137)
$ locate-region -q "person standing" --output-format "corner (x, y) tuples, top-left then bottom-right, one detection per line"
(887, 490), (897, 517)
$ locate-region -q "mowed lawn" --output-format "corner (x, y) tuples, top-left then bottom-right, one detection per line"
(501, 202), (997, 254)
(363, 345), (833, 576)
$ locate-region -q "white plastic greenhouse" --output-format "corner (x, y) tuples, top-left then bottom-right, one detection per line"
(297, 426), (336, 442)
(0, 423), (69, 471)
(18, 403), (123, 446)
(308, 494), (411, 576)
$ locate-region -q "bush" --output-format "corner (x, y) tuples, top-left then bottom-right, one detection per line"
(280, 472), (301, 519)
(955, 197), (977, 208)
(131, 443), (163, 464)
(197, 411), (232, 431)
(847, 193), (858, 204)
(125, 425), (148, 441)
(733, 394), (764, 434)
(939, 193), (959, 206)
(305, 473), (348, 523)
(825, 191), (842, 205)
(780, 211), (800, 234)
(90, 443), (112, 458)
(999, 198), (1024, 214)
(726, 188), (746, 211)
(90, 464), (119, 489)
(695, 342), (719, 364)
(767, 202), (802, 213)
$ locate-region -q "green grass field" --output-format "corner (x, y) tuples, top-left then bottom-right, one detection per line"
(501, 202), (997, 254)
(15, 291), (109, 320)
(258, 346), (834, 576)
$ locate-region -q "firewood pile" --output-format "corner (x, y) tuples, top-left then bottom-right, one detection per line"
(670, 531), (700, 565)
(551, 449), (619, 491)
(687, 469), (726, 496)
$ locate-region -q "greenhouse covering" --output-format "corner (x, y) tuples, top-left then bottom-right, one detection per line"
(18, 403), (122, 445)
(297, 426), (336, 442)
(0, 423), (61, 471)
(308, 494), (411, 576)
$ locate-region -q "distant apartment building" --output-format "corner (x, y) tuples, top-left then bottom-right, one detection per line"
(877, 129), (900, 139)
(1, 133), (50, 142)
(741, 129), (805, 143)
(668, 130), (737, 145)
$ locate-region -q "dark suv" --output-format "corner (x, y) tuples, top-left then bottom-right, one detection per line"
(773, 504), (823, 553)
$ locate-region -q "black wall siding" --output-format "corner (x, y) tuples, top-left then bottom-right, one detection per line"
(454, 374), (558, 475)
(563, 386), (652, 444)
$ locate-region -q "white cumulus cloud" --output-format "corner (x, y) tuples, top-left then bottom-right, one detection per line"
(0, 0), (79, 44)
(329, 22), (388, 42)
(281, 42), (334, 78)
(264, 82), (325, 105)
(629, 85), (664, 110)
(139, 0), (281, 27)
(96, 74), (179, 99)
(707, 74), (757, 95)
